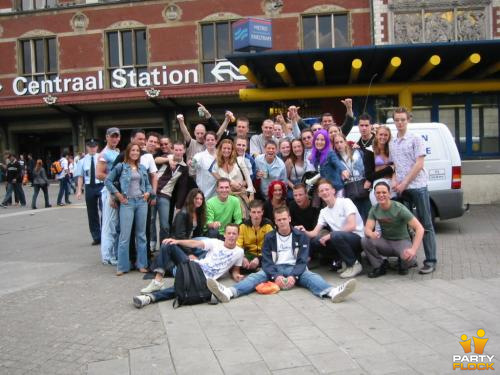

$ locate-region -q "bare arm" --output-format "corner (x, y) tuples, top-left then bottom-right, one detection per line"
(342, 213), (357, 232)
(364, 218), (379, 239)
(162, 238), (205, 249)
(216, 112), (231, 140)
(231, 266), (244, 282)
(96, 161), (107, 181)
(296, 222), (322, 238)
(406, 217), (424, 256)
(177, 115), (192, 143)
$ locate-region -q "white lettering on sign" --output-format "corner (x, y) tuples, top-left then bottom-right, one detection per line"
(10, 66), (198, 96)
(211, 61), (247, 82)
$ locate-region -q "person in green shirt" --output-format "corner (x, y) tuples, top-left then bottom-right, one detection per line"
(362, 181), (424, 278)
(206, 178), (243, 238)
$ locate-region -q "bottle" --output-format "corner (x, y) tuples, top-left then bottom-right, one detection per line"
(226, 110), (235, 123)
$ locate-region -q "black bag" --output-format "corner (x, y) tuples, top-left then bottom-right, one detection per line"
(173, 261), (212, 308)
(344, 179), (369, 200)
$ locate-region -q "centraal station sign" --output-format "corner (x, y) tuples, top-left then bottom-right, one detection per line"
(10, 62), (247, 96)
(11, 66), (199, 96)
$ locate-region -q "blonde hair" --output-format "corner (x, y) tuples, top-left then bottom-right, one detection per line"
(373, 125), (391, 157)
(216, 138), (237, 167)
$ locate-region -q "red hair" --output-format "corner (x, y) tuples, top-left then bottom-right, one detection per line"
(267, 180), (287, 202)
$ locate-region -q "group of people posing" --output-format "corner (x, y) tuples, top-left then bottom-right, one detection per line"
(73, 100), (437, 308)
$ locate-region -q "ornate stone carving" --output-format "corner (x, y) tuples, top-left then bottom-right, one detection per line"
(389, 0), (490, 12)
(107, 20), (145, 29)
(303, 4), (346, 14)
(424, 11), (453, 42)
(202, 12), (241, 22)
(394, 13), (422, 44)
(262, 0), (283, 17)
(163, 3), (182, 22)
(20, 29), (53, 38)
(71, 12), (89, 33)
(456, 9), (485, 40)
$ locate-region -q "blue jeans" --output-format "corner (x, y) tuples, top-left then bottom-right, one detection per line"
(100, 189), (119, 262)
(311, 231), (362, 267)
(150, 203), (158, 248)
(401, 187), (437, 264)
(232, 265), (333, 298)
(157, 196), (171, 241)
(117, 197), (148, 272)
(2, 182), (26, 205)
(56, 176), (70, 204)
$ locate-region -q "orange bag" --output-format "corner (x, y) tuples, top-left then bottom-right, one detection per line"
(255, 281), (280, 295)
(22, 174), (29, 185)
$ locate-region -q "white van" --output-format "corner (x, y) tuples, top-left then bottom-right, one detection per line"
(347, 122), (467, 223)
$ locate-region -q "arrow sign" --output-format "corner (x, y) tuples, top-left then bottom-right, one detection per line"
(211, 61), (247, 82)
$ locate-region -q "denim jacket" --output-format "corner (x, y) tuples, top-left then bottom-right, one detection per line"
(104, 162), (152, 197)
(314, 150), (346, 191)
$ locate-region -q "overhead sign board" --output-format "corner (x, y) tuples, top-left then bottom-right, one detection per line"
(233, 18), (272, 52)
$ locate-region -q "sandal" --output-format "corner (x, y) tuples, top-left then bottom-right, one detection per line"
(138, 268), (148, 273)
(116, 271), (126, 276)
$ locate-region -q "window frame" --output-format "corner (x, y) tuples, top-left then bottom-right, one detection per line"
(105, 28), (148, 88)
(199, 19), (236, 83)
(18, 36), (58, 84)
(301, 12), (351, 49)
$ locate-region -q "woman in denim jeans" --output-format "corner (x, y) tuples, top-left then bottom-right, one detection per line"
(105, 142), (152, 276)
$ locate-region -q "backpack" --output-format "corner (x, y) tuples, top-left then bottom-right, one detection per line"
(173, 261), (212, 308)
(50, 160), (63, 175)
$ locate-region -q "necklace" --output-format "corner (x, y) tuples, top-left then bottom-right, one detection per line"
(360, 137), (371, 148)
(277, 231), (292, 245)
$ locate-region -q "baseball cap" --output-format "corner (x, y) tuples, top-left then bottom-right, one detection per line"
(106, 127), (120, 136)
(86, 138), (99, 147)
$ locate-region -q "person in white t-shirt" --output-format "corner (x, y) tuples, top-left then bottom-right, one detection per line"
(296, 178), (364, 279)
(192, 131), (217, 200)
(133, 224), (244, 308)
(56, 151), (71, 206)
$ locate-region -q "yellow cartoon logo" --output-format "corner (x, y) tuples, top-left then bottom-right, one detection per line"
(453, 329), (494, 370)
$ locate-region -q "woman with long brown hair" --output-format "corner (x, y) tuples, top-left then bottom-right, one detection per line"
(211, 138), (254, 217)
(105, 142), (152, 276)
(140, 187), (208, 294)
(285, 138), (314, 199)
(369, 125), (396, 205)
(31, 159), (51, 209)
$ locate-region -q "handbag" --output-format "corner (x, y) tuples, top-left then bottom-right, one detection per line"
(344, 179), (369, 200)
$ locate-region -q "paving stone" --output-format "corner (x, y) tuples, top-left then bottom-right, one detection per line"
(272, 365), (319, 374)
(87, 358), (129, 375)
(224, 360), (271, 375)
(129, 344), (175, 375)
(308, 350), (360, 374)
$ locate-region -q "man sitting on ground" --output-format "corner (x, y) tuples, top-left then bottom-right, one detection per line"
(237, 199), (274, 272)
(289, 183), (319, 231)
(362, 181), (424, 278)
(297, 179), (364, 279)
(133, 224), (244, 308)
(207, 206), (357, 303)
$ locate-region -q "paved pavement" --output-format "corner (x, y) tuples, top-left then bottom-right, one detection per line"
(0, 184), (499, 374)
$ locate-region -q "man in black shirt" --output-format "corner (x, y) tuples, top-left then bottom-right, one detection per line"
(1, 151), (26, 207)
(289, 183), (319, 231)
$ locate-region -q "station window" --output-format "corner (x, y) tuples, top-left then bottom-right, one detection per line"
(106, 29), (147, 87)
(302, 13), (350, 49)
(19, 37), (58, 83)
(200, 21), (235, 83)
(17, 0), (57, 11)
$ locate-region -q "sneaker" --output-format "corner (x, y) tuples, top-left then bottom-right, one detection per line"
(140, 279), (166, 294)
(368, 266), (387, 278)
(336, 261), (347, 274)
(206, 278), (232, 303)
(419, 263), (435, 274)
(0, 203), (7, 208)
(329, 279), (357, 303)
(133, 295), (151, 309)
(339, 261), (362, 279)
(57, 203), (65, 206)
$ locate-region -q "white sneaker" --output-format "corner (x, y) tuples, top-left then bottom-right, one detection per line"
(336, 261), (347, 274)
(339, 261), (362, 279)
(133, 295), (152, 309)
(329, 279), (357, 303)
(140, 279), (166, 294)
(206, 278), (232, 303)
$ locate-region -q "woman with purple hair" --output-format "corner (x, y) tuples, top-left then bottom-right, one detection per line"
(309, 129), (349, 195)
